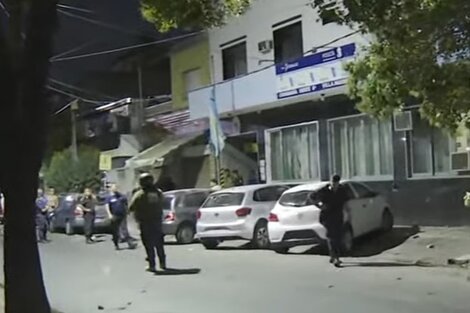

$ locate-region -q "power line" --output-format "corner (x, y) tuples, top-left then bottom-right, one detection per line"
(0, 0), (9, 17)
(50, 41), (95, 60)
(57, 4), (94, 14)
(49, 78), (116, 100)
(47, 85), (105, 104)
(51, 31), (203, 62)
(58, 9), (155, 39)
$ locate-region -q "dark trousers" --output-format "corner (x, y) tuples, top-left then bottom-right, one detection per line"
(140, 223), (165, 268)
(83, 213), (95, 240)
(111, 215), (132, 247)
(119, 216), (131, 241)
(36, 214), (48, 241)
(325, 222), (343, 260)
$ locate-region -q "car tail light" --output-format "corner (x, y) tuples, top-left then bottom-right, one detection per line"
(165, 211), (176, 221)
(235, 207), (252, 217)
(74, 207), (83, 217)
(268, 213), (279, 222)
(196, 210), (201, 220)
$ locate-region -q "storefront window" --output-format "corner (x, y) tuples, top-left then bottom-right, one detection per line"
(410, 111), (455, 176)
(329, 115), (393, 179)
(267, 122), (320, 181)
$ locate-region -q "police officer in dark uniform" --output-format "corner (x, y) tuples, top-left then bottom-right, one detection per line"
(317, 175), (349, 267)
(130, 173), (166, 272)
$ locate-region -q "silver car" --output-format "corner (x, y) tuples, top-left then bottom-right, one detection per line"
(162, 189), (211, 244)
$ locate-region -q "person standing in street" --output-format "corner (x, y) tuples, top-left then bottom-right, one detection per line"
(35, 188), (49, 243)
(130, 173), (166, 272)
(317, 175), (349, 268)
(79, 188), (96, 244)
(107, 184), (136, 250)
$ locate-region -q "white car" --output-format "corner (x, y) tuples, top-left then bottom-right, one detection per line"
(196, 184), (290, 249)
(268, 181), (393, 254)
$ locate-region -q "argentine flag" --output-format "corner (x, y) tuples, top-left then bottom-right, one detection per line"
(209, 86), (225, 157)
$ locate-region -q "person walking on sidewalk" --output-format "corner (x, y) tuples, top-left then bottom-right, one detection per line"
(130, 173), (166, 272)
(79, 188), (97, 244)
(107, 184), (136, 250)
(317, 175), (348, 268)
(35, 188), (49, 243)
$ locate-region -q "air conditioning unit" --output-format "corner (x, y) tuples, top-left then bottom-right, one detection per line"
(451, 151), (470, 171)
(258, 40), (274, 54)
(393, 111), (413, 131)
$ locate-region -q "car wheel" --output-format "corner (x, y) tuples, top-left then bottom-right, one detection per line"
(201, 239), (219, 250)
(252, 221), (270, 249)
(274, 247), (289, 254)
(176, 224), (195, 244)
(65, 221), (74, 235)
(381, 209), (394, 232)
(341, 225), (354, 255)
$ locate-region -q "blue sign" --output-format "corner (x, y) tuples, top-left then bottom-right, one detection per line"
(276, 43), (356, 99)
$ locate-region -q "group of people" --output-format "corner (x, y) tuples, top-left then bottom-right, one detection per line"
(35, 173), (168, 272)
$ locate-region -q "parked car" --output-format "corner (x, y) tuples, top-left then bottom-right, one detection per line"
(162, 189), (211, 244)
(268, 181), (394, 254)
(49, 192), (112, 235)
(196, 184), (291, 249)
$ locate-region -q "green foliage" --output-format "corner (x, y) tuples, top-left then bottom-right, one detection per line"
(44, 146), (101, 193)
(140, 0), (251, 31)
(312, 0), (470, 130)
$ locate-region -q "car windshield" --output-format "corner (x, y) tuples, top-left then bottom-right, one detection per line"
(203, 193), (245, 208)
(279, 191), (315, 207)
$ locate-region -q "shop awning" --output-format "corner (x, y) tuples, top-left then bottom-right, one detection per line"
(125, 133), (200, 169)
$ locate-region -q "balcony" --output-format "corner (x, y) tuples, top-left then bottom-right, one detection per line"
(188, 43), (356, 120)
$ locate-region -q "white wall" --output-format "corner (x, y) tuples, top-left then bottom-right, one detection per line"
(208, 0), (368, 84)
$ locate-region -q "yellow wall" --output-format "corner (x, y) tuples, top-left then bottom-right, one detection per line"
(171, 39), (211, 110)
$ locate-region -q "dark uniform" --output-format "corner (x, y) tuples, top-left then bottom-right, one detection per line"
(318, 184), (348, 264)
(80, 195), (96, 244)
(130, 183), (166, 271)
(35, 195), (49, 242)
(108, 191), (136, 250)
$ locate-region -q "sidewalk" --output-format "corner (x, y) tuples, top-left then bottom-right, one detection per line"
(351, 226), (470, 267)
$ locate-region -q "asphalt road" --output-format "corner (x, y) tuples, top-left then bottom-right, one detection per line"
(2, 231), (470, 313)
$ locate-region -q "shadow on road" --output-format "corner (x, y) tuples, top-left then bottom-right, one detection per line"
(340, 261), (416, 268)
(299, 226), (419, 258)
(154, 268), (201, 276)
(213, 242), (253, 250)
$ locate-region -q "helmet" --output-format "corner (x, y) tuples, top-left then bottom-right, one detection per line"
(139, 173), (154, 189)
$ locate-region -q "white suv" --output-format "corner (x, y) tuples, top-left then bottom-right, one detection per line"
(196, 184), (290, 249)
(268, 181), (393, 254)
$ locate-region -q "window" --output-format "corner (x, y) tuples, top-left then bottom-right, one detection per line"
(253, 186), (288, 202)
(349, 183), (373, 199)
(410, 111), (455, 176)
(203, 193), (245, 208)
(329, 115), (393, 179)
(183, 192), (209, 207)
(279, 191), (313, 207)
(163, 196), (174, 211)
(268, 122), (320, 182)
(183, 68), (202, 97)
(222, 42), (247, 80)
(273, 21), (303, 64)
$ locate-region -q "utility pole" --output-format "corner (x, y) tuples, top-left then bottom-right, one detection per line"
(137, 62), (144, 129)
(70, 99), (79, 162)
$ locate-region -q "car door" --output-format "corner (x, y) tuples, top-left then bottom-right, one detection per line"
(348, 182), (379, 235)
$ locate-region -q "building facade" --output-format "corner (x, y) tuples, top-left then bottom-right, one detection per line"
(186, 0), (470, 226)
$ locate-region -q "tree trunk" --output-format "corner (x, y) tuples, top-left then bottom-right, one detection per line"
(0, 1), (58, 312)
